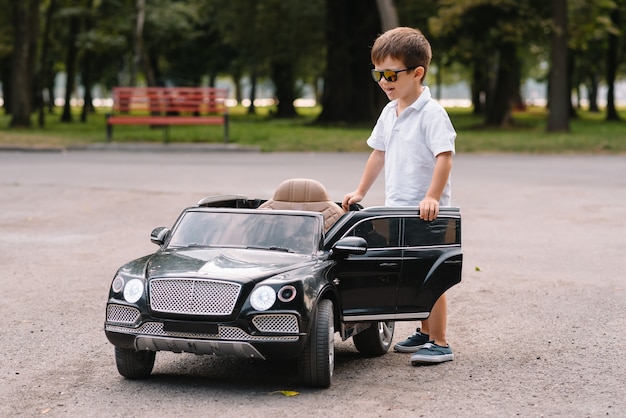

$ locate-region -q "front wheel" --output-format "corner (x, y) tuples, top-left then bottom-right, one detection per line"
(114, 347), (155, 379)
(298, 299), (334, 388)
(352, 321), (395, 356)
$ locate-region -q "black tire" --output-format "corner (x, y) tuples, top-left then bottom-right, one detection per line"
(298, 299), (334, 388)
(352, 321), (395, 356)
(114, 347), (155, 379)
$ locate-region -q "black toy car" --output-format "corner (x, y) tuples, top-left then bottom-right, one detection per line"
(104, 178), (462, 388)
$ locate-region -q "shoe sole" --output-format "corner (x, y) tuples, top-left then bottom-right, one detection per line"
(410, 353), (454, 365)
(393, 343), (428, 353)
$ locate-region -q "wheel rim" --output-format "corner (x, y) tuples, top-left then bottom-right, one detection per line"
(377, 321), (395, 349)
(328, 312), (335, 377)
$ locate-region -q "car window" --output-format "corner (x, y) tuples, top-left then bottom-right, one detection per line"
(404, 217), (458, 246)
(348, 218), (400, 248)
(169, 211), (320, 254)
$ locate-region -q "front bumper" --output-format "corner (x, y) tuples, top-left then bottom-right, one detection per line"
(105, 303), (306, 360)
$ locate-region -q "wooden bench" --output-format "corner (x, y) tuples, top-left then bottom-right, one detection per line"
(106, 87), (229, 143)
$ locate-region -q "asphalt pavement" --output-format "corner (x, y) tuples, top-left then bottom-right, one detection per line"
(1, 150), (625, 417)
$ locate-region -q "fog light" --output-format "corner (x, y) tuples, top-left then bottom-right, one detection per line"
(112, 275), (124, 293)
(277, 285), (297, 302)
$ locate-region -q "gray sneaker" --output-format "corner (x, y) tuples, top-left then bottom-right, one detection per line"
(393, 328), (430, 353)
(410, 342), (454, 365)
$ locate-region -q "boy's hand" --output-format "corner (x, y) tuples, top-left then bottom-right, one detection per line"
(342, 192), (363, 211)
(419, 197), (439, 221)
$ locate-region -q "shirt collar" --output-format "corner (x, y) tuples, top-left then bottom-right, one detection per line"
(386, 86), (431, 114)
(409, 86), (431, 112)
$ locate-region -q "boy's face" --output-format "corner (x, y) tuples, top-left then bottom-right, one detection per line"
(372, 56), (424, 104)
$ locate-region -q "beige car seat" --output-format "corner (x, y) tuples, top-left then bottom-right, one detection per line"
(259, 178), (345, 231)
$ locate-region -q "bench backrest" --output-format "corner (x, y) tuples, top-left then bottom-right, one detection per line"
(112, 87), (228, 115)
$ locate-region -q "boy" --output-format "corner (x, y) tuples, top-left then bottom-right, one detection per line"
(341, 27), (456, 365)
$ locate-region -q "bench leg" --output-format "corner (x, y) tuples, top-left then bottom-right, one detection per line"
(105, 114), (113, 142)
(223, 114), (230, 143)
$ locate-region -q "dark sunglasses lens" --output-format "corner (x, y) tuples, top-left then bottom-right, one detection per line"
(371, 70), (398, 82)
(383, 71), (397, 82)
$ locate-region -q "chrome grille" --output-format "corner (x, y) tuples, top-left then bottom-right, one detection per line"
(252, 314), (299, 333)
(149, 278), (241, 315)
(106, 304), (140, 325)
(105, 322), (298, 342)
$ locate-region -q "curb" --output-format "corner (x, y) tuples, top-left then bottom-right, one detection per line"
(0, 142), (261, 153)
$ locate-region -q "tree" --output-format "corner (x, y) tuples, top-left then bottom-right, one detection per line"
(430, 0), (550, 126)
(317, 0), (384, 124)
(9, 0), (39, 127)
(376, 0), (398, 30)
(36, 0), (58, 127)
(547, 0), (570, 132)
(568, 0), (608, 113)
(212, 0), (263, 112)
(59, 4), (81, 123)
(256, 0), (325, 118)
(605, 2), (621, 121)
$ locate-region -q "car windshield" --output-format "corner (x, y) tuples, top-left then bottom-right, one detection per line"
(168, 211), (321, 255)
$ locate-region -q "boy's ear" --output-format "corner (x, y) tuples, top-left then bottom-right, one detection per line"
(414, 66), (425, 81)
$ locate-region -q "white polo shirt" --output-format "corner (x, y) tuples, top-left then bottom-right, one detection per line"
(367, 86), (456, 206)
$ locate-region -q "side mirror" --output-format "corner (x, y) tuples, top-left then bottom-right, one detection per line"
(331, 236), (367, 257)
(150, 227), (170, 246)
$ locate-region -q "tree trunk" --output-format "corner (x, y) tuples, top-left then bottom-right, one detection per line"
(376, 0), (398, 31)
(131, 0), (144, 87)
(605, 6), (620, 121)
(434, 56), (442, 101)
(471, 61), (485, 115)
(1, 56), (13, 114)
(567, 48), (577, 119)
(317, 0), (383, 124)
(9, 0), (39, 128)
(546, 0), (569, 132)
(80, 0), (96, 123)
(511, 60), (526, 111)
(61, 14), (80, 123)
(37, 0), (57, 127)
(270, 60), (297, 118)
(485, 44), (516, 126)
(587, 74), (599, 112)
(248, 68), (258, 115)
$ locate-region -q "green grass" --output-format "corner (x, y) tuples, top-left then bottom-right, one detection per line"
(1, 105), (625, 153)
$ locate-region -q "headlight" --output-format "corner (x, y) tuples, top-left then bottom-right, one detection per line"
(123, 279), (144, 303)
(250, 285), (276, 311)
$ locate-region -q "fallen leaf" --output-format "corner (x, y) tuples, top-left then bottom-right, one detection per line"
(269, 390), (300, 397)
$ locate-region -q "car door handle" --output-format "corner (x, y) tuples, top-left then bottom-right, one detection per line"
(379, 262), (398, 268)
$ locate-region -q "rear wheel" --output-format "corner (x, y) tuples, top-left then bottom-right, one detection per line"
(353, 321), (395, 356)
(114, 347), (155, 379)
(298, 299), (334, 388)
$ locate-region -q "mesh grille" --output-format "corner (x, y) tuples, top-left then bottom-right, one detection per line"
(252, 314), (299, 333)
(106, 304), (140, 324)
(149, 278), (241, 315)
(105, 322), (298, 342)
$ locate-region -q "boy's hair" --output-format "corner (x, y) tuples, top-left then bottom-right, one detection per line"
(371, 27), (432, 82)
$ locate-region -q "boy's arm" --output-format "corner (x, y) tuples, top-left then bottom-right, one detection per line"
(342, 150), (385, 211)
(420, 151), (452, 221)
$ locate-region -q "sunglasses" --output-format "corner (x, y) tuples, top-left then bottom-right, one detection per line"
(371, 67), (416, 82)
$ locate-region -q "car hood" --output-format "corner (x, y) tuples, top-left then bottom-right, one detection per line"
(145, 248), (315, 283)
